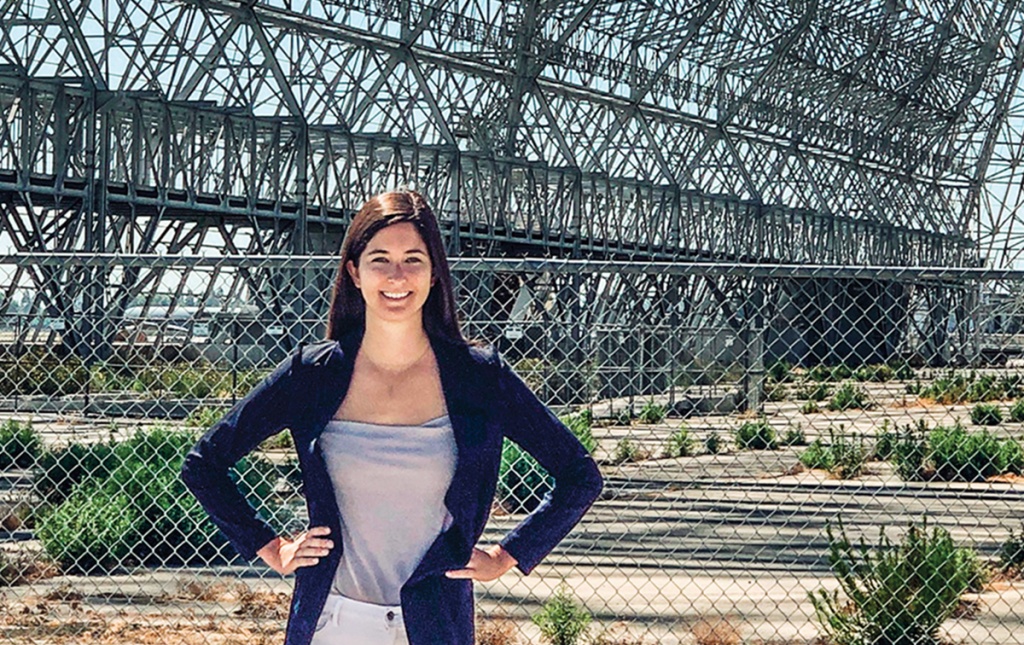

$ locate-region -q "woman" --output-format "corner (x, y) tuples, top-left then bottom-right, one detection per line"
(181, 190), (603, 645)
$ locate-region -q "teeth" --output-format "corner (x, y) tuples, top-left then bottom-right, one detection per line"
(382, 291), (411, 299)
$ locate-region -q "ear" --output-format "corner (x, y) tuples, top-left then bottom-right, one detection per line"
(346, 259), (360, 288)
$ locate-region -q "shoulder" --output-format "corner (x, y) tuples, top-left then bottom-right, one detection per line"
(298, 339), (340, 367)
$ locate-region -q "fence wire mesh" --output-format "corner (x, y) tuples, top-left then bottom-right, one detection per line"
(0, 254), (1023, 644)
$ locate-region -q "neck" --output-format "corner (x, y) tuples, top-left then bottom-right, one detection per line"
(358, 318), (432, 371)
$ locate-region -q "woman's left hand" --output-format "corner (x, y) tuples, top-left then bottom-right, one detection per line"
(445, 545), (518, 582)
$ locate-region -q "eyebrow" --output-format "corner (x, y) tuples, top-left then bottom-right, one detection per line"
(365, 248), (427, 256)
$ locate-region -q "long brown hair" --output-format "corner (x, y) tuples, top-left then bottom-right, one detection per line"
(325, 190), (466, 344)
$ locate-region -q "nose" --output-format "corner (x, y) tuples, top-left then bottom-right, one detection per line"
(387, 262), (407, 281)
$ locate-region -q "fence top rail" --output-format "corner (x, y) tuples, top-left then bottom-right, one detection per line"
(0, 253), (1016, 281)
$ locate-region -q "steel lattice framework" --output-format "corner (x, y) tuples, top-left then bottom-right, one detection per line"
(2, 0), (1024, 365)
(1, 1), (1023, 262)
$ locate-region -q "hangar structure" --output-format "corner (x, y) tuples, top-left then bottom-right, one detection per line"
(2, 0), (1024, 371)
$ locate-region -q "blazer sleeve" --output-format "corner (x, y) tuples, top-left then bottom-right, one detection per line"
(494, 351), (603, 575)
(179, 349), (303, 560)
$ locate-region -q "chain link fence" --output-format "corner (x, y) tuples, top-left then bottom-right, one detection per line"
(0, 254), (1023, 644)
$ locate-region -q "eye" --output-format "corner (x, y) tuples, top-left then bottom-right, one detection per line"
(371, 257), (388, 263)
(406, 257), (423, 263)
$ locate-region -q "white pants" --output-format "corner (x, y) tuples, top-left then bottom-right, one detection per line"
(310, 593), (409, 645)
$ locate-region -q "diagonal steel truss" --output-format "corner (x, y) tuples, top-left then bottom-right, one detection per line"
(1, 0), (1024, 361)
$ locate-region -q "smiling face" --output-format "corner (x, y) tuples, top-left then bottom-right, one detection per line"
(346, 221), (436, 327)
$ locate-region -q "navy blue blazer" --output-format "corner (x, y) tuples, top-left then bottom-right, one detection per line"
(180, 326), (603, 645)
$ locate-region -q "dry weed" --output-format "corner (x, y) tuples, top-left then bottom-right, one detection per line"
(590, 620), (648, 644)
(233, 583), (289, 620)
(691, 618), (742, 645)
(476, 612), (521, 645)
(162, 578), (231, 603)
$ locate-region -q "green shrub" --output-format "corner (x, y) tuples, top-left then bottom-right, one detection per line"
(873, 421), (898, 461)
(560, 410), (597, 455)
(1011, 399), (1024, 423)
(889, 360), (915, 381)
(614, 408), (633, 426)
(767, 360), (791, 383)
(828, 383), (871, 411)
(765, 383), (788, 402)
(893, 423), (929, 482)
(800, 400), (820, 414)
(1001, 438), (1024, 475)
(811, 519), (982, 645)
(920, 371), (972, 404)
(929, 424), (1005, 482)
(967, 374), (1001, 403)
(184, 406), (224, 429)
(704, 432), (725, 455)
(854, 365), (893, 383)
(796, 382), (831, 402)
(999, 375), (1024, 400)
(662, 427), (695, 458)
(637, 399), (666, 424)
(611, 438), (648, 464)
(34, 440), (119, 506)
(970, 403), (1003, 426)
(831, 364), (853, 381)
(260, 431), (294, 451)
(498, 439), (552, 514)
(0, 419), (42, 469)
(999, 522), (1024, 572)
(36, 485), (140, 574)
(532, 583), (591, 645)
(782, 425), (807, 446)
(35, 427), (281, 572)
(809, 365), (832, 382)
(798, 429), (867, 479)
(734, 419), (777, 450)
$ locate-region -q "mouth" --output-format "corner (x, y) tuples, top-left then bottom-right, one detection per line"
(381, 291), (412, 301)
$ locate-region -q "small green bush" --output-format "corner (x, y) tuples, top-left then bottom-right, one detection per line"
(889, 360), (915, 381)
(662, 426), (695, 458)
(734, 419), (777, 450)
(614, 408), (633, 426)
(828, 383), (871, 411)
(811, 519), (982, 645)
(36, 485), (140, 574)
(532, 583), (591, 645)
(704, 432), (725, 455)
(35, 427), (281, 573)
(800, 400), (820, 414)
(798, 429), (867, 479)
(831, 364), (853, 381)
(999, 522), (1024, 572)
(498, 439), (552, 514)
(34, 440), (118, 506)
(1001, 438), (1024, 475)
(929, 424), (1005, 482)
(765, 383), (788, 402)
(782, 425), (807, 446)
(970, 403), (1003, 426)
(767, 360), (791, 383)
(560, 410), (597, 455)
(1011, 399), (1024, 423)
(796, 382), (832, 402)
(184, 406), (224, 429)
(920, 371), (972, 404)
(611, 438), (648, 464)
(1000, 375), (1024, 400)
(873, 421), (898, 461)
(854, 365), (894, 383)
(893, 423), (929, 482)
(808, 365), (832, 382)
(637, 399), (666, 424)
(0, 419), (42, 469)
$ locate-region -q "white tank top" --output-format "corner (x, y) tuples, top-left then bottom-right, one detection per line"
(319, 414), (457, 605)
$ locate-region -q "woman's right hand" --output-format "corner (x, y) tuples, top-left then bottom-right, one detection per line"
(257, 526), (334, 575)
